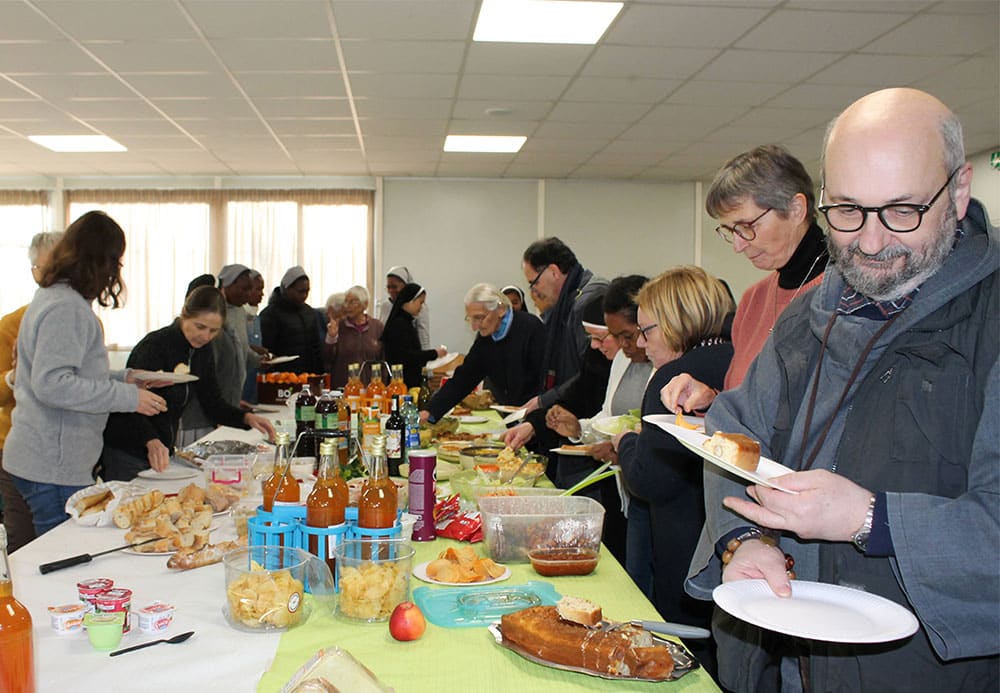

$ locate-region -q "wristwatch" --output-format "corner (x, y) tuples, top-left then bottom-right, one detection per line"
(851, 494), (876, 553)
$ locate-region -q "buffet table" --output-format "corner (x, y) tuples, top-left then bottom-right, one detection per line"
(10, 413), (721, 692)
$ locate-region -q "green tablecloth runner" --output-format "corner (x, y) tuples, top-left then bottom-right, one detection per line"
(259, 537), (719, 691)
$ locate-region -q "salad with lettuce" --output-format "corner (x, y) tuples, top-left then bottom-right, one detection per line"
(592, 409), (642, 437)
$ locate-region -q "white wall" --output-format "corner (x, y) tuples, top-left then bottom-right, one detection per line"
(969, 149), (1000, 224)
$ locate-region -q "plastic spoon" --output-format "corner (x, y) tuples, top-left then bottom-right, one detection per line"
(109, 630), (194, 657)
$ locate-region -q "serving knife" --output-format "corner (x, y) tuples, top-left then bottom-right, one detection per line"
(39, 536), (162, 574)
(630, 619), (711, 640)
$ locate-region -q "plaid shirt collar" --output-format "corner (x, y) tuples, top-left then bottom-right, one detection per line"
(837, 286), (917, 320)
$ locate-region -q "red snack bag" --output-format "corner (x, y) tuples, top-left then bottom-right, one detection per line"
(436, 512), (482, 543)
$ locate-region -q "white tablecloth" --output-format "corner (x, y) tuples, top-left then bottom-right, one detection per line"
(9, 425), (284, 692)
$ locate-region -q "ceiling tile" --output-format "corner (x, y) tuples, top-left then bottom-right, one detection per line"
(269, 118), (356, 136)
(562, 76), (680, 104)
(123, 72), (244, 98)
(0, 3), (66, 40)
(350, 73), (457, 99)
(211, 39), (340, 71)
(697, 49), (843, 82)
(570, 164), (649, 179)
(360, 118), (447, 137)
(532, 121), (627, 139)
(667, 80), (788, 107)
(583, 45), (719, 80)
(445, 119), (536, 136)
(764, 83), (876, 110)
(0, 41), (100, 72)
(605, 3), (771, 47)
(340, 40), (465, 73)
(34, 0), (195, 40)
(354, 99), (452, 119)
(15, 73), (137, 100)
(152, 97), (257, 119)
(808, 54), (962, 86)
(463, 43), (592, 76)
(547, 101), (650, 123)
(254, 98), (353, 118)
(859, 13), (998, 56)
(235, 72), (346, 98)
(451, 100), (553, 121)
(737, 9), (908, 52)
(331, 1), (474, 40)
(185, 1), (333, 39)
(457, 74), (572, 101)
(84, 40), (219, 72)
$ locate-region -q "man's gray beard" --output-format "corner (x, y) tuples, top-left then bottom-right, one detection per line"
(827, 203), (958, 301)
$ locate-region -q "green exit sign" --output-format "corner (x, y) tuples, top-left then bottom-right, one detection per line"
(991, 151), (1000, 170)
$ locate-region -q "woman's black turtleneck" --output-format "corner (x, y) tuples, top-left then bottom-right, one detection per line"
(776, 221), (828, 289)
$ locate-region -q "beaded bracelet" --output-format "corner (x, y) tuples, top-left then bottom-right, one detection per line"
(720, 529), (796, 579)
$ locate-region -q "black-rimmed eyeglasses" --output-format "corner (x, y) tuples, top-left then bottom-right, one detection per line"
(636, 323), (658, 340)
(527, 264), (550, 293)
(715, 208), (772, 243)
(818, 167), (959, 233)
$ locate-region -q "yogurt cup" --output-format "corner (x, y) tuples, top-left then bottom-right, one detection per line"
(84, 612), (125, 651)
(137, 602), (176, 634)
(77, 578), (113, 610)
(95, 588), (132, 633)
(48, 603), (88, 634)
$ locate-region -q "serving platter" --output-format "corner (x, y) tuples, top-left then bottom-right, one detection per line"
(412, 561), (511, 586)
(137, 467), (200, 481)
(550, 445), (593, 457)
(132, 370), (199, 384)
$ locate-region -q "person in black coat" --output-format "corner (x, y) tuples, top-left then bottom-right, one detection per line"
(421, 283), (544, 423)
(101, 287), (275, 481)
(612, 266), (736, 681)
(259, 266), (324, 375)
(380, 283), (445, 387)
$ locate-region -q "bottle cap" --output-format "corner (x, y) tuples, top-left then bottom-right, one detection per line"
(275, 431), (291, 445)
(319, 440), (336, 456)
(369, 434), (386, 456)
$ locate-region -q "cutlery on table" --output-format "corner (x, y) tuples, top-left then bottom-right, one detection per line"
(109, 631), (195, 657)
(629, 619), (712, 640)
(39, 536), (163, 574)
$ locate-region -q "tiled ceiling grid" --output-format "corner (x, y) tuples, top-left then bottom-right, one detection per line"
(0, 0), (996, 180)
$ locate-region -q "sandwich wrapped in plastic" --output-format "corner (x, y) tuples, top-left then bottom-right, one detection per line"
(282, 647), (393, 693)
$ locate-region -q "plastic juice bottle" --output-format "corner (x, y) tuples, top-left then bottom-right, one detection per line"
(357, 434), (398, 531)
(384, 396), (405, 476)
(0, 526), (33, 693)
(306, 441), (348, 574)
(387, 364), (408, 403)
(401, 394), (421, 454)
(262, 431), (300, 512)
(367, 363), (386, 413)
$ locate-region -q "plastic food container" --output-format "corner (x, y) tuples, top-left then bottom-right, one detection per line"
(528, 547), (601, 576)
(95, 588), (132, 633)
(335, 539), (414, 623)
(84, 612), (125, 651)
(223, 545), (311, 631)
(137, 602), (176, 633)
(450, 471), (563, 503)
(48, 603), (88, 633)
(479, 496), (605, 563)
(77, 578), (113, 609)
(204, 454), (256, 492)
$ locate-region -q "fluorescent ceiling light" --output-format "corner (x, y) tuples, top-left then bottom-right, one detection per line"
(444, 135), (527, 153)
(474, 0), (623, 44)
(28, 135), (127, 153)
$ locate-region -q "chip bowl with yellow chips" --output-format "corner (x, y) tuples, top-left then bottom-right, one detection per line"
(223, 545), (329, 631)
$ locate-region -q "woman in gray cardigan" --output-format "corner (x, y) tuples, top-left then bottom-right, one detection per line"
(3, 211), (167, 536)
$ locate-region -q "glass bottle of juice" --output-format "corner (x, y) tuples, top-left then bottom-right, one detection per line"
(417, 367), (432, 410)
(336, 392), (351, 468)
(294, 385), (317, 459)
(357, 434), (397, 531)
(0, 526), (33, 693)
(387, 364), (408, 404)
(262, 431), (300, 511)
(344, 363), (363, 412)
(360, 405), (382, 461)
(306, 441), (348, 574)
(367, 363), (386, 413)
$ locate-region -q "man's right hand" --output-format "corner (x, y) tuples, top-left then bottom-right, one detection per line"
(722, 537), (793, 598)
(502, 421), (535, 450)
(660, 373), (717, 413)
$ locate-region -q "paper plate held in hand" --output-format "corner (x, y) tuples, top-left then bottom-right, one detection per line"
(713, 579), (919, 643)
(646, 417), (797, 494)
(132, 370), (199, 384)
(137, 467), (200, 481)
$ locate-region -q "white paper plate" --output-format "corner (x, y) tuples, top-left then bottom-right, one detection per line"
(550, 446), (594, 457)
(137, 467), (200, 481)
(123, 547), (176, 556)
(713, 579), (920, 643)
(455, 415), (488, 425)
(647, 418), (797, 494)
(262, 355), (299, 365)
(412, 560), (511, 586)
(490, 405), (521, 414)
(425, 352), (460, 371)
(132, 370), (199, 384)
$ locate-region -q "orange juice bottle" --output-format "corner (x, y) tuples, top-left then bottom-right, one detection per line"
(344, 363), (363, 412)
(262, 432), (300, 511)
(387, 364), (408, 405)
(306, 441), (349, 574)
(367, 363), (386, 413)
(357, 434), (397, 531)
(0, 526), (33, 693)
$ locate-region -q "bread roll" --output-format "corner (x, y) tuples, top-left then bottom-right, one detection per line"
(704, 432), (760, 471)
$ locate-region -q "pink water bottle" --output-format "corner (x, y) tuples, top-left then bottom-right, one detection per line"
(407, 450), (437, 541)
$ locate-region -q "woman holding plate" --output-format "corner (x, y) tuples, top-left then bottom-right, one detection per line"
(101, 286), (275, 481)
(612, 266), (734, 679)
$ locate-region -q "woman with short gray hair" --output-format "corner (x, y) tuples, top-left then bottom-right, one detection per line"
(420, 283), (546, 423)
(323, 284), (384, 388)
